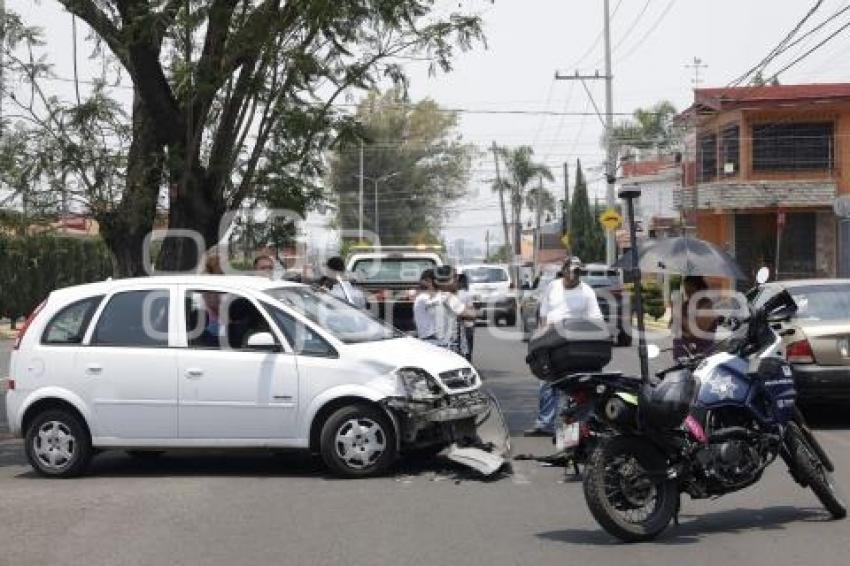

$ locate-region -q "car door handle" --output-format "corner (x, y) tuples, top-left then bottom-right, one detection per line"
(185, 368), (204, 379)
(84, 364), (103, 376)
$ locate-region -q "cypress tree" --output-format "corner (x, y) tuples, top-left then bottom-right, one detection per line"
(569, 159), (606, 262)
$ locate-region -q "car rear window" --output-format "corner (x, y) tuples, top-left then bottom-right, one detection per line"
(580, 269), (620, 288)
(787, 284), (850, 322)
(41, 295), (104, 345)
(91, 290), (170, 347)
(465, 267), (509, 283)
(351, 258), (437, 282)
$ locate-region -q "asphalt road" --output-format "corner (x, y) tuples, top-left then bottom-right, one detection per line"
(1, 331), (850, 566)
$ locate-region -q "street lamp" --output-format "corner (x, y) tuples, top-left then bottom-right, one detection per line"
(354, 171), (400, 236)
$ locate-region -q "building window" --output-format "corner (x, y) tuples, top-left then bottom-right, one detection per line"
(721, 124), (740, 176)
(752, 122), (834, 171)
(698, 133), (717, 181)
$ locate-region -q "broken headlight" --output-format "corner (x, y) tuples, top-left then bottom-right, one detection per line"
(397, 367), (443, 401)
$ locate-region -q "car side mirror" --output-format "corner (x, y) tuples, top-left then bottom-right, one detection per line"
(244, 332), (279, 352)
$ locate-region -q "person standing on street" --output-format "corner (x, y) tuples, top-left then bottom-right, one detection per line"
(525, 257), (603, 437)
(325, 256), (367, 308)
(457, 273), (476, 361)
(414, 269), (439, 344)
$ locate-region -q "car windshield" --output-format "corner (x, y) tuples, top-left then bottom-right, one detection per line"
(265, 286), (402, 343)
(465, 267), (509, 283)
(351, 257), (436, 282)
(786, 284), (850, 322)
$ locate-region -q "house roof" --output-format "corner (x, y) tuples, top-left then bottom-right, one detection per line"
(680, 83), (850, 118)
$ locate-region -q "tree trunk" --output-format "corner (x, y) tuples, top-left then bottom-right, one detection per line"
(157, 159), (224, 272)
(98, 93), (164, 278)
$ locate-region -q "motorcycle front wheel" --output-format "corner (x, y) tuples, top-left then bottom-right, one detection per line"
(583, 435), (678, 542)
(784, 422), (847, 519)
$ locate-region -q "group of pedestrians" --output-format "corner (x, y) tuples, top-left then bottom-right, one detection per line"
(412, 267), (477, 361)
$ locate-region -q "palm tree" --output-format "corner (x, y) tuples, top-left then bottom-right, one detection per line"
(611, 100), (679, 159)
(496, 146), (553, 272)
(491, 177), (512, 260)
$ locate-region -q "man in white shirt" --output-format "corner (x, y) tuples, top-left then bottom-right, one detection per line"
(525, 257), (603, 436)
(325, 256), (367, 309)
(414, 270), (439, 343)
(414, 268), (476, 354)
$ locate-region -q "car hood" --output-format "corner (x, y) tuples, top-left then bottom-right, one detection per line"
(344, 336), (479, 393)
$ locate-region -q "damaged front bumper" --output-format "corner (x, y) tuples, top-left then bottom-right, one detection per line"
(381, 389), (511, 475)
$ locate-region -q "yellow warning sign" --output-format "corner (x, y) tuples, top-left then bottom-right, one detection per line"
(560, 233), (571, 249)
(599, 208), (622, 231)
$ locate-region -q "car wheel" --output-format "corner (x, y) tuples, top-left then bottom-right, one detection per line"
(505, 310), (517, 327)
(24, 409), (93, 478)
(320, 404), (398, 478)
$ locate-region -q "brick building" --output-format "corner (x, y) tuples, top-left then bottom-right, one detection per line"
(678, 83), (850, 279)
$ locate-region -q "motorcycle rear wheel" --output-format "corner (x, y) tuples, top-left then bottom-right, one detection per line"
(583, 435), (678, 542)
(784, 422), (847, 519)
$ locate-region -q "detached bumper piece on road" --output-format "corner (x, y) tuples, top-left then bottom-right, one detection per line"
(383, 391), (511, 476)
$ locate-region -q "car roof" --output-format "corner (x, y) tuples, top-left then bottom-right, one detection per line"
(460, 264), (508, 271)
(772, 279), (850, 289)
(49, 275), (301, 301)
(582, 263), (618, 271)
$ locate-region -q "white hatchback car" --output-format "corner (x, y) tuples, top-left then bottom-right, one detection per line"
(5, 276), (503, 478)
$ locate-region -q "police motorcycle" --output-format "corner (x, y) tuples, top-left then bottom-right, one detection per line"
(527, 187), (846, 542)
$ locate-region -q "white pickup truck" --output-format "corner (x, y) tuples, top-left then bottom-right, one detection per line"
(346, 246), (445, 331)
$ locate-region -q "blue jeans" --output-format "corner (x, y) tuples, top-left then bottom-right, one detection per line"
(533, 381), (560, 432)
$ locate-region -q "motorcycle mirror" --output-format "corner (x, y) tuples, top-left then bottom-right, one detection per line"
(646, 344), (661, 359)
(756, 266), (770, 285)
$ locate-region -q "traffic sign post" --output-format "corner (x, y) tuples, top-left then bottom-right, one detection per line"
(599, 208), (622, 231)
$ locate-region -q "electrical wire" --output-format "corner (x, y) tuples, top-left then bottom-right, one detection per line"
(615, 0), (678, 65)
(768, 17), (850, 81)
(728, 0), (825, 86)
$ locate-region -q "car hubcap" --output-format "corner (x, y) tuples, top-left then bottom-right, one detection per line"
(335, 418), (386, 469)
(33, 421), (76, 472)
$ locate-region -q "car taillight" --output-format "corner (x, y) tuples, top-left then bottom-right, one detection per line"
(13, 299), (47, 350)
(787, 339), (815, 364)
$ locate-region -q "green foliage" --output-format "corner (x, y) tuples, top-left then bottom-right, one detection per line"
(569, 159), (605, 263)
(329, 89), (474, 244)
(611, 100), (679, 157)
(0, 236), (113, 322)
(624, 281), (665, 321)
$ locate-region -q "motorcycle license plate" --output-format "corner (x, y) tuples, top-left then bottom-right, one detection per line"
(555, 422), (580, 451)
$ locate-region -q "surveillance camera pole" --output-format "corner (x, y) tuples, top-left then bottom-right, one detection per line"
(620, 185), (649, 384)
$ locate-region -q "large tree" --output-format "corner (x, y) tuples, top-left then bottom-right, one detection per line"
(3, 2), (484, 274)
(569, 159), (605, 263)
(328, 89), (474, 244)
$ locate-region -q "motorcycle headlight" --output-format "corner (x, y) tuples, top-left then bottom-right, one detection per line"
(397, 367), (443, 401)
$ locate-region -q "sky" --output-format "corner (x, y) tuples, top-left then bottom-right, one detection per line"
(8, 0), (850, 254)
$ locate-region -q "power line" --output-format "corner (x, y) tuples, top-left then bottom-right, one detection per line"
(769, 17), (850, 81)
(616, 0), (678, 64)
(609, 0), (652, 58)
(729, 0), (825, 86)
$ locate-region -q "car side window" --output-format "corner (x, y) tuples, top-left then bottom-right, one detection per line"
(263, 304), (336, 357)
(41, 295), (104, 345)
(91, 290), (170, 347)
(185, 290), (276, 351)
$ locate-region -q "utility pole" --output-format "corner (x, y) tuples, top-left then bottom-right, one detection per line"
(562, 162), (570, 249)
(685, 56), (708, 87)
(491, 141), (511, 259)
(533, 176), (544, 269)
(555, 0), (616, 265)
(358, 140), (364, 241)
(485, 229), (490, 260)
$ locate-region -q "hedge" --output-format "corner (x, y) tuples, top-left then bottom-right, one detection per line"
(0, 235), (113, 325)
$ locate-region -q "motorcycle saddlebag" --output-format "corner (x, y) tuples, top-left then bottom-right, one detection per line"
(639, 369), (697, 429)
(525, 319), (612, 381)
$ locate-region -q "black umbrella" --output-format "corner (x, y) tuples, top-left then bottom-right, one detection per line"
(613, 237), (746, 280)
